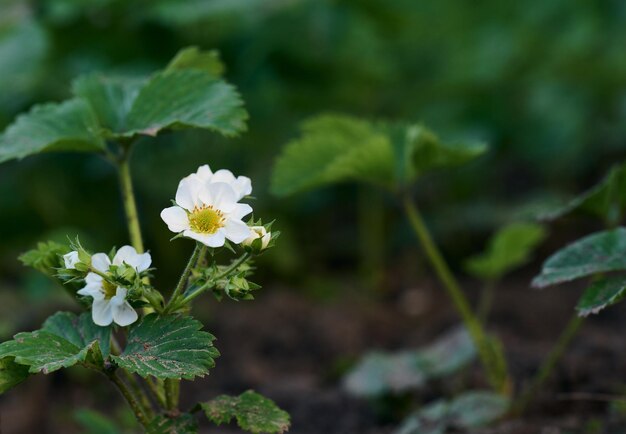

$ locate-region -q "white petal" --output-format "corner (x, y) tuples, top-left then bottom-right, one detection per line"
(198, 182), (238, 212)
(183, 229), (226, 248)
(92, 300), (114, 326)
(195, 164), (213, 181)
(84, 272), (103, 287)
(210, 170), (252, 200)
(210, 169), (236, 185)
(77, 285), (104, 300)
(234, 176), (252, 199)
(175, 177), (202, 211)
(134, 253), (152, 272)
(113, 246), (151, 272)
(229, 203), (253, 220)
(63, 251), (79, 269)
(161, 206), (190, 233)
(91, 253), (111, 273)
(223, 219), (253, 244)
(112, 302), (138, 327)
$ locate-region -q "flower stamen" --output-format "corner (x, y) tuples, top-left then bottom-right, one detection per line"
(188, 205), (225, 234)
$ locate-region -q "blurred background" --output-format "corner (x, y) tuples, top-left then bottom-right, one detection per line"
(1, 0), (626, 433)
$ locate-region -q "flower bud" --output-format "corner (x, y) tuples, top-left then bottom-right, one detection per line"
(63, 251), (80, 269)
(242, 226), (271, 251)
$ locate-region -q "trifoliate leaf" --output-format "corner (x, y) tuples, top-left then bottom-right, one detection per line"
(0, 311), (109, 375)
(201, 390), (290, 434)
(541, 163), (626, 225)
(165, 46), (225, 77)
(0, 357), (30, 394)
(465, 222), (547, 281)
(19, 240), (70, 275)
(0, 98), (104, 163)
(111, 314), (219, 380)
(270, 114), (486, 196)
(147, 414), (198, 434)
(396, 391), (509, 434)
(576, 276), (626, 317)
(532, 227), (626, 288)
(344, 327), (475, 397)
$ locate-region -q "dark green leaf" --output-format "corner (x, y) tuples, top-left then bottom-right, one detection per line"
(576, 276), (626, 317)
(111, 314), (219, 380)
(43, 312), (112, 359)
(465, 222), (547, 280)
(165, 47), (224, 77)
(147, 414), (198, 434)
(532, 227), (626, 288)
(201, 390), (290, 434)
(0, 99), (104, 163)
(0, 357), (30, 394)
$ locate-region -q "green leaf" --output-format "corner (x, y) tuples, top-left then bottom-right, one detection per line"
(576, 276), (626, 317)
(147, 414), (198, 434)
(201, 390), (290, 434)
(396, 391), (509, 434)
(541, 163), (626, 225)
(121, 70), (247, 138)
(111, 314), (219, 380)
(465, 222), (547, 281)
(0, 357), (30, 394)
(0, 98), (105, 163)
(0, 312), (109, 375)
(165, 46), (225, 77)
(270, 114), (487, 197)
(74, 409), (122, 434)
(19, 240), (71, 275)
(344, 327), (475, 397)
(532, 227), (626, 288)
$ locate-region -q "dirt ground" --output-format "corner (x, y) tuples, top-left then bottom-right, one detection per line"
(1, 273), (626, 434)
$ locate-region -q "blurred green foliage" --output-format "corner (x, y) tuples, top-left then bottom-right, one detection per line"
(1, 0), (626, 291)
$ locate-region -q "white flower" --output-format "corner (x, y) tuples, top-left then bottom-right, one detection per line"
(243, 226), (271, 250)
(186, 164), (252, 200)
(160, 176), (253, 248)
(77, 246), (151, 327)
(63, 251), (80, 269)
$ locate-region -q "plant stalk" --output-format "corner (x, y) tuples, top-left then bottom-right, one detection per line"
(109, 373), (150, 428)
(165, 244), (202, 312)
(513, 313), (584, 415)
(118, 155), (145, 253)
(165, 378), (180, 411)
(403, 197), (507, 392)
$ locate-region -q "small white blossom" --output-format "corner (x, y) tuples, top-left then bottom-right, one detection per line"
(160, 167), (253, 248)
(243, 226), (271, 250)
(63, 251), (80, 269)
(77, 246), (151, 327)
(186, 164), (252, 200)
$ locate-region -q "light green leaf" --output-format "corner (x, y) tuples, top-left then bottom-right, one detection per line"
(396, 391), (509, 434)
(147, 414), (198, 434)
(0, 357), (30, 394)
(270, 114), (486, 196)
(532, 227), (626, 288)
(465, 222), (547, 281)
(0, 98), (104, 163)
(43, 312), (112, 359)
(201, 390), (290, 434)
(165, 46), (225, 77)
(541, 163), (626, 225)
(576, 276), (626, 317)
(111, 314), (219, 380)
(344, 327), (475, 397)
(19, 240), (70, 275)
(121, 70), (247, 138)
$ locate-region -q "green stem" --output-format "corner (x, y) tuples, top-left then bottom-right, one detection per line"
(165, 244), (202, 312)
(146, 378), (167, 409)
(109, 373), (150, 428)
(121, 371), (154, 418)
(513, 314), (584, 415)
(403, 197), (507, 392)
(164, 378), (180, 411)
(118, 155), (144, 253)
(478, 280), (497, 324)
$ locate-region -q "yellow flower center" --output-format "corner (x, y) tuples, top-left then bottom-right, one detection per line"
(188, 206), (225, 234)
(102, 280), (117, 299)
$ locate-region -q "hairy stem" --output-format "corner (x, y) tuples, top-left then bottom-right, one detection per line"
(403, 197), (508, 392)
(513, 314), (584, 415)
(118, 155), (145, 253)
(165, 244), (202, 312)
(109, 373), (150, 428)
(145, 378), (167, 408)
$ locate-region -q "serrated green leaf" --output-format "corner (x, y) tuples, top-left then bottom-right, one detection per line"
(0, 98), (104, 163)
(19, 240), (70, 275)
(121, 70), (247, 138)
(396, 391), (509, 434)
(0, 357), (30, 394)
(147, 414), (197, 434)
(112, 314), (219, 380)
(576, 276), (626, 317)
(532, 227), (626, 288)
(0, 311), (108, 375)
(344, 327), (475, 397)
(43, 312), (112, 359)
(541, 163), (626, 225)
(165, 47), (224, 77)
(465, 222), (547, 281)
(201, 390), (290, 434)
